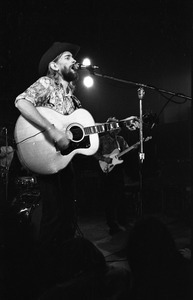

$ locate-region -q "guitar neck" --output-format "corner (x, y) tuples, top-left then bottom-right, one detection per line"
(117, 137), (152, 159)
(118, 142), (140, 158)
(84, 121), (122, 135)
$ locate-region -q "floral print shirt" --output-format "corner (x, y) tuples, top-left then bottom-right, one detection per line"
(15, 76), (82, 115)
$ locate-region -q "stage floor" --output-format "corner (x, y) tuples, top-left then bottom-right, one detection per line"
(77, 209), (191, 270)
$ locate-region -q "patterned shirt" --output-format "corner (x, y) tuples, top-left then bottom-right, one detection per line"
(15, 76), (82, 115)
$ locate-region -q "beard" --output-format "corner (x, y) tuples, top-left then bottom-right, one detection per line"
(60, 66), (79, 82)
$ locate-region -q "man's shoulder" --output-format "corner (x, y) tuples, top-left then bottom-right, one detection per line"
(38, 76), (53, 87)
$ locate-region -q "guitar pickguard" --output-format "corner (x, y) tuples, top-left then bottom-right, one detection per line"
(61, 136), (91, 155)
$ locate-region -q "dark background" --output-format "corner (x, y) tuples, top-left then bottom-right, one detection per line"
(0, 0), (192, 202)
(1, 1), (191, 122)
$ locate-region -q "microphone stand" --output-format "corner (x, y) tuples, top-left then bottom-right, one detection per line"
(137, 87), (145, 216)
(91, 71), (191, 217)
(92, 72), (192, 101)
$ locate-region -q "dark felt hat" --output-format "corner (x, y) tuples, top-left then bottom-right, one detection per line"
(38, 42), (80, 76)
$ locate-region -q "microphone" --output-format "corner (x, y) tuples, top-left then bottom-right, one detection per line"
(73, 63), (99, 71)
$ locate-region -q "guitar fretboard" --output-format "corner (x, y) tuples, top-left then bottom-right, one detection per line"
(84, 122), (120, 135)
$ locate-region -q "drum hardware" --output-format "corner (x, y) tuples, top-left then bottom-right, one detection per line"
(15, 176), (38, 190)
(18, 207), (31, 218)
(15, 194), (42, 242)
(0, 166), (8, 177)
(0, 167), (8, 186)
(12, 174), (40, 225)
(14, 190), (41, 227)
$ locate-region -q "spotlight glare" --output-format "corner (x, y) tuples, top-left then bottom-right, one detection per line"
(83, 76), (94, 88)
(82, 58), (91, 66)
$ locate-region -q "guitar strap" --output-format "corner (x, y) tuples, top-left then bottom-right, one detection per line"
(115, 136), (121, 151)
(64, 86), (82, 110)
(71, 95), (82, 109)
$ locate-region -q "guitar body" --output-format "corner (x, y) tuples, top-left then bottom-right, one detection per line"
(98, 136), (152, 173)
(14, 107), (99, 174)
(99, 149), (123, 173)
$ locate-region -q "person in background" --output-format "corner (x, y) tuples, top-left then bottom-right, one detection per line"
(94, 117), (139, 235)
(0, 135), (14, 182)
(0, 134), (15, 202)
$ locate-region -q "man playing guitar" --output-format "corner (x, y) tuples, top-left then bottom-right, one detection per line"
(14, 42), (139, 247)
(94, 117), (139, 235)
(15, 42), (82, 249)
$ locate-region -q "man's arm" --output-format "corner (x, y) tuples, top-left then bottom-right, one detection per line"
(16, 99), (53, 130)
(16, 99), (70, 150)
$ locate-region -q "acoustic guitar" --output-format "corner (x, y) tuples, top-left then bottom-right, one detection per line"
(14, 107), (136, 175)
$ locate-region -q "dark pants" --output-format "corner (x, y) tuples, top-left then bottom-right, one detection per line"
(37, 163), (76, 249)
(99, 166), (126, 228)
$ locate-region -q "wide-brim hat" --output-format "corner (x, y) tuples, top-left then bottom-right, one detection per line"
(38, 42), (80, 76)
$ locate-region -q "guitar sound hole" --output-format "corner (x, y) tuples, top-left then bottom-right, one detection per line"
(70, 125), (84, 142)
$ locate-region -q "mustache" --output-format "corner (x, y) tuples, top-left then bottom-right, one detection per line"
(71, 63), (79, 71)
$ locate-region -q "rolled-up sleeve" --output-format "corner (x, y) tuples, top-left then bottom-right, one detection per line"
(15, 77), (51, 107)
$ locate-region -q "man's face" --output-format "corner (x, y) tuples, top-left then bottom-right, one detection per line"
(108, 124), (121, 137)
(55, 51), (79, 82)
(107, 119), (121, 137)
(109, 129), (120, 137)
